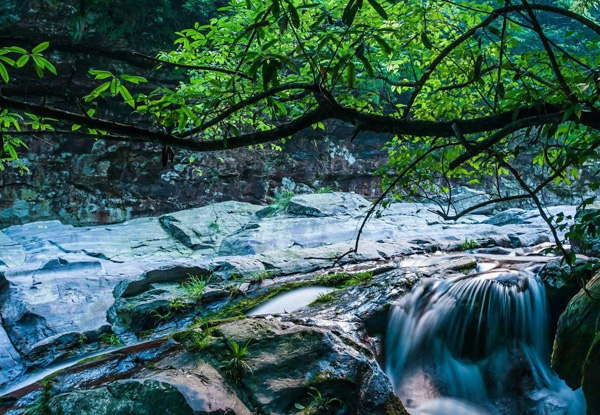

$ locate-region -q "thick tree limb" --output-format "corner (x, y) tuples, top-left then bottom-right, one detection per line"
(448, 109), (600, 169)
(3, 93), (599, 154)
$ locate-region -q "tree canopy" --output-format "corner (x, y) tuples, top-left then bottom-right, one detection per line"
(1, 0), (600, 260)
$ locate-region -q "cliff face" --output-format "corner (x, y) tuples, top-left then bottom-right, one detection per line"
(0, 0), (388, 228)
(0, 126), (387, 227)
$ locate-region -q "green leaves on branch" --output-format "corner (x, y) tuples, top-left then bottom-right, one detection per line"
(84, 70), (147, 108)
(0, 42), (56, 83)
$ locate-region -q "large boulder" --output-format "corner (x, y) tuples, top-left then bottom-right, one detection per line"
(158, 201), (262, 251)
(286, 192), (370, 218)
(540, 258), (597, 332)
(552, 273), (600, 413)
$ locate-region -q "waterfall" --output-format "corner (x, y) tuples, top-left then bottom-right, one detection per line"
(385, 270), (585, 415)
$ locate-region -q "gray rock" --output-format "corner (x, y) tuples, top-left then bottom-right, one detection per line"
(158, 201), (261, 251)
(113, 264), (210, 298)
(138, 356), (252, 415)
(0, 257), (115, 364)
(287, 192), (370, 217)
(0, 194), (579, 392)
(0, 325), (23, 389)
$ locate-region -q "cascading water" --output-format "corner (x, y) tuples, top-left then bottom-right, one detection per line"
(385, 269), (585, 415)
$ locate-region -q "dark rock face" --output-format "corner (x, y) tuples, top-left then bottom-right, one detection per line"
(0, 128), (389, 229)
(552, 273), (600, 414)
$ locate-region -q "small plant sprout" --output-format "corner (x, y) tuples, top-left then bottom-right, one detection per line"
(227, 274), (246, 298)
(208, 220), (220, 231)
(182, 274), (209, 302)
(151, 309), (173, 321)
(294, 387), (343, 414)
(169, 297), (187, 312)
(99, 333), (122, 346)
(249, 270), (274, 283)
(221, 339), (252, 381)
(460, 238), (479, 250)
(310, 291), (338, 306)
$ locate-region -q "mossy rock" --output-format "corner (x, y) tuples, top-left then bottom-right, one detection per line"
(582, 333), (600, 415)
(552, 273), (600, 396)
(48, 379), (194, 415)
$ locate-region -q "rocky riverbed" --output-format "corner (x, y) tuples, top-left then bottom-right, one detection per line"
(0, 192), (597, 414)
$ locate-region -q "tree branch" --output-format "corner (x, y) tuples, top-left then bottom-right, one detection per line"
(132, 52), (253, 80)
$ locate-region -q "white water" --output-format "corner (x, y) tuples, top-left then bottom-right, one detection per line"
(247, 286), (335, 315)
(386, 270), (585, 415)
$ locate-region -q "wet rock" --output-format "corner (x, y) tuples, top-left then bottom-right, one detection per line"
(0, 257), (116, 365)
(137, 355), (252, 414)
(5, 320), (407, 415)
(483, 208), (530, 226)
(218, 216), (401, 256)
(207, 319), (408, 415)
(113, 264), (210, 298)
(552, 273), (600, 392)
(450, 186), (492, 214)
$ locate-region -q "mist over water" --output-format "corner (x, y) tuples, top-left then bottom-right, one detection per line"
(385, 270), (585, 415)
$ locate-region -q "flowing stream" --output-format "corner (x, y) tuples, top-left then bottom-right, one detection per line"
(385, 269), (585, 415)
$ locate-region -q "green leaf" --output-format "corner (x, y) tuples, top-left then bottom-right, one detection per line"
(84, 82), (111, 101)
(118, 85), (135, 107)
(42, 59), (57, 75)
(7, 144), (18, 160)
(89, 69), (113, 80)
(72, 124), (82, 131)
(120, 74), (147, 84)
(16, 55), (30, 68)
(373, 35), (392, 54)
(346, 61), (356, 88)
(286, 2), (300, 28)
(357, 54), (374, 77)
(6, 46), (27, 54)
(32, 42), (50, 54)
(0, 63), (8, 83)
(0, 56), (16, 67)
(473, 56), (483, 81)
(366, 0), (388, 20)
(342, 0), (361, 26)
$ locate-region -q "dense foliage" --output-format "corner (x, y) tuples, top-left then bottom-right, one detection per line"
(1, 0), (600, 259)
